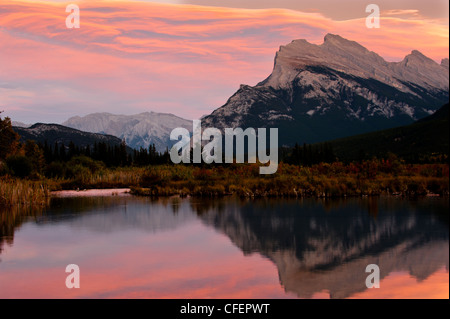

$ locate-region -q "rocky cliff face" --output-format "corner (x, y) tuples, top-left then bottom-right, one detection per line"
(203, 34), (449, 145)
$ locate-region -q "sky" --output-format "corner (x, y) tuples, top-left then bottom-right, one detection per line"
(0, 0), (448, 124)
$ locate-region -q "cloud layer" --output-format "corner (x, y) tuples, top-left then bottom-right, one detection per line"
(0, 0), (448, 123)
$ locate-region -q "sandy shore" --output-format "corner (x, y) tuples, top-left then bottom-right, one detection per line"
(51, 188), (131, 197)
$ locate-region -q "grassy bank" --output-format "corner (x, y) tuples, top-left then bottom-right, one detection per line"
(129, 162), (449, 198)
(1, 161), (449, 206)
(0, 178), (50, 208)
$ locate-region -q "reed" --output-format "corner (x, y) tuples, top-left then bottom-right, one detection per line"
(129, 163), (449, 198)
(1, 161), (448, 206)
(0, 178), (50, 208)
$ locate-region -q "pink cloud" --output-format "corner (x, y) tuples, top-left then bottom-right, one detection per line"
(0, 0), (448, 123)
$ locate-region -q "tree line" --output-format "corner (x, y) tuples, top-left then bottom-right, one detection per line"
(0, 112), (173, 178)
(281, 142), (335, 166)
(3, 111), (417, 180)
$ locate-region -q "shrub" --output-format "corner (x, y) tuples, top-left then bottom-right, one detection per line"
(46, 161), (66, 178)
(140, 168), (165, 187)
(67, 156), (104, 174)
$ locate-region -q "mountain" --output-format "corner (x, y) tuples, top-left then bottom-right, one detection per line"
(63, 112), (192, 152)
(202, 34), (449, 146)
(328, 103), (449, 161)
(11, 121), (31, 128)
(13, 123), (130, 151)
(198, 198), (449, 298)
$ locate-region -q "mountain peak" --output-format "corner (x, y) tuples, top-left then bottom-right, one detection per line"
(203, 34), (448, 147)
(405, 49), (434, 62)
(262, 34), (448, 92)
(401, 49), (440, 70)
(323, 33), (349, 45)
(411, 49), (425, 56)
(323, 33), (367, 51)
(323, 33), (341, 41)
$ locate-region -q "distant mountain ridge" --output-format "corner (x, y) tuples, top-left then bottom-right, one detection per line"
(13, 123), (131, 152)
(203, 34), (449, 146)
(11, 121), (31, 128)
(63, 112), (192, 152)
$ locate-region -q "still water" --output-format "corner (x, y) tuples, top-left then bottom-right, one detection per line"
(0, 194), (448, 298)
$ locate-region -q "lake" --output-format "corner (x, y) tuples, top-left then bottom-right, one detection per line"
(0, 194), (448, 298)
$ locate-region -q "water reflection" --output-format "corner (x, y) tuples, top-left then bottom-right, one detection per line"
(197, 198), (449, 298)
(0, 205), (45, 256)
(0, 196), (448, 298)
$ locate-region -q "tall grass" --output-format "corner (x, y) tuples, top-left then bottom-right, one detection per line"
(129, 162), (450, 198)
(47, 162), (449, 198)
(58, 167), (144, 190)
(1, 161), (448, 206)
(0, 178), (50, 208)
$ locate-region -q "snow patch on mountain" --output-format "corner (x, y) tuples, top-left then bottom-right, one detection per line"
(63, 112), (192, 152)
(11, 121), (31, 128)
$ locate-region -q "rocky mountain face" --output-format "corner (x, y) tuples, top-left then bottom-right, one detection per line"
(203, 34), (449, 146)
(63, 112), (192, 152)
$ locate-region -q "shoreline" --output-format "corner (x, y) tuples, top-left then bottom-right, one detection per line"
(50, 188), (131, 198)
(49, 186), (448, 199)
(2, 162), (449, 205)
(1, 187), (447, 213)
(128, 186), (448, 199)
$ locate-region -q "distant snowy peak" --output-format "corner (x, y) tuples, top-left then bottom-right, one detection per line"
(11, 121), (31, 128)
(263, 33), (448, 93)
(63, 112), (192, 152)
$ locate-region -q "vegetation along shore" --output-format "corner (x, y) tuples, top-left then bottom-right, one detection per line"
(1, 111), (449, 210)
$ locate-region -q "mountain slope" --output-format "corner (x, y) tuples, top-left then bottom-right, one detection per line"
(328, 103), (449, 161)
(13, 123), (130, 151)
(63, 112), (192, 152)
(203, 34), (449, 146)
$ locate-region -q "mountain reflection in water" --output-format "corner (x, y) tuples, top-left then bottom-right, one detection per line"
(0, 196), (448, 298)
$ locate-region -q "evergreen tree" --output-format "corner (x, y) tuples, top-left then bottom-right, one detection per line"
(24, 140), (46, 174)
(0, 112), (20, 160)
